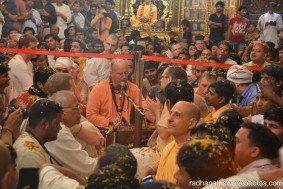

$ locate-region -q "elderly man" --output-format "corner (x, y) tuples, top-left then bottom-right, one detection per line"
(83, 34), (118, 90)
(87, 59), (142, 127)
(227, 65), (258, 107)
(46, 90), (97, 176)
(45, 73), (105, 158)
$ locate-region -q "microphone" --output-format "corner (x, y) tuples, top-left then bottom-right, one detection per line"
(120, 82), (127, 98)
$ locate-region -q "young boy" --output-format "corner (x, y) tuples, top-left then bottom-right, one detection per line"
(228, 5), (249, 53)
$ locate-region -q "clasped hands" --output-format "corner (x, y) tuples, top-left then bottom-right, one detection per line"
(140, 16), (150, 23)
(109, 117), (121, 126)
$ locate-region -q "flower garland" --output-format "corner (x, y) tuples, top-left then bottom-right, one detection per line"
(139, 2), (153, 23)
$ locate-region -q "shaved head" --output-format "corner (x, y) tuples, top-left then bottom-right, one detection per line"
(168, 101), (200, 140)
(178, 101), (201, 121)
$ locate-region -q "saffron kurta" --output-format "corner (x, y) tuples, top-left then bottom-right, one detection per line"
(155, 140), (185, 183)
(204, 104), (232, 124)
(91, 15), (112, 42)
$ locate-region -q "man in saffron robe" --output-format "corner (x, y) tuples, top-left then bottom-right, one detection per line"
(86, 59), (142, 127)
(130, 0), (158, 27)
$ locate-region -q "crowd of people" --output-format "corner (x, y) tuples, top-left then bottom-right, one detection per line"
(1, 0), (283, 188)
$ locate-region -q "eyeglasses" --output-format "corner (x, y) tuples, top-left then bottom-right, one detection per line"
(116, 71), (129, 76)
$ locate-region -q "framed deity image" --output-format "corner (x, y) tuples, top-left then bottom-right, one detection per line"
(185, 9), (198, 20)
(192, 23), (198, 31)
(184, 10), (190, 19)
(191, 10), (199, 20)
(198, 10), (206, 20)
(199, 23), (205, 31)
(230, 0), (235, 7)
(185, 0), (192, 6)
(192, 0), (199, 7)
(199, 0), (206, 7)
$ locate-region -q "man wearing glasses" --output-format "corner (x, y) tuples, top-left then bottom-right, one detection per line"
(46, 90), (97, 176)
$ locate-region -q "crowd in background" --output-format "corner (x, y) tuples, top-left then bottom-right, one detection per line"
(0, 0), (283, 188)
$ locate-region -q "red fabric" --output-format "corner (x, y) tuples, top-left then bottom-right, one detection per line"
(229, 17), (249, 42)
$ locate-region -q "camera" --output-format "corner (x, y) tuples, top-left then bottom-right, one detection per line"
(8, 105), (29, 119)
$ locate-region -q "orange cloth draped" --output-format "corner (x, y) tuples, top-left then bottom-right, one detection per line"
(204, 103), (232, 124)
(155, 140), (185, 183)
(91, 16), (112, 42)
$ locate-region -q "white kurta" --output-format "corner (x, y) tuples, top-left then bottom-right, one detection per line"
(52, 3), (71, 39)
(22, 8), (42, 35)
(258, 12), (283, 48)
(8, 54), (33, 100)
(83, 58), (111, 88)
(45, 124), (97, 177)
(39, 166), (84, 189)
(68, 11), (85, 29)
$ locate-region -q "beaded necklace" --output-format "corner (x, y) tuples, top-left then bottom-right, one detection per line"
(139, 3), (153, 22)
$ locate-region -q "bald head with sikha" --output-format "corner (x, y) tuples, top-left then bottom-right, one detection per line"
(110, 59), (130, 89)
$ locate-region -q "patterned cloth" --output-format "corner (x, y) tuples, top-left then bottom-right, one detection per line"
(14, 86), (46, 110)
(13, 132), (51, 170)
